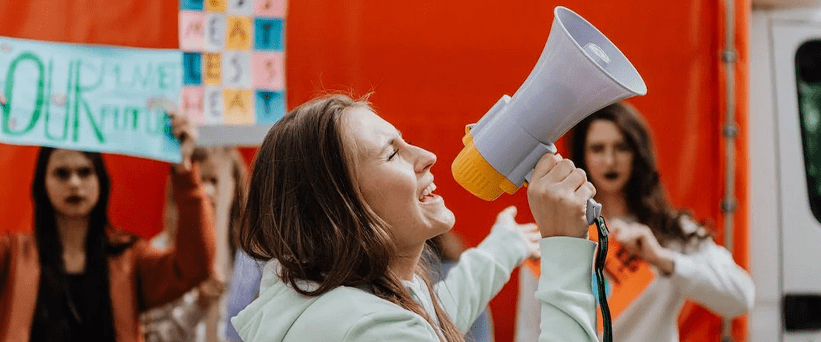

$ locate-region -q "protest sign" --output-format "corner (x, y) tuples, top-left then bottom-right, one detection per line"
(179, 0), (286, 146)
(0, 36), (183, 163)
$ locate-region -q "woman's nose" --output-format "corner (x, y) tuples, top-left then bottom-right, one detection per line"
(67, 173), (82, 187)
(414, 146), (437, 173)
(603, 148), (616, 165)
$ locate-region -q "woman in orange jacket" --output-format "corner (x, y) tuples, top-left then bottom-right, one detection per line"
(0, 111), (215, 342)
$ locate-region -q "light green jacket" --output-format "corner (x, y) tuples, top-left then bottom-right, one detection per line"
(231, 223), (598, 341)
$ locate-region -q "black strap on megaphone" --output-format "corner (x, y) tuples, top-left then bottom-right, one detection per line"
(586, 199), (612, 342)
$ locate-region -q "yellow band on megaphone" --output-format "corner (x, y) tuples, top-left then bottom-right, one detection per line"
(452, 131), (520, 201)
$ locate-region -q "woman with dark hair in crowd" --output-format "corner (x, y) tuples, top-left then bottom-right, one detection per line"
(518, 102), (754, 342)
(0, 112), (215, 342)
(231, 94), (601, 341)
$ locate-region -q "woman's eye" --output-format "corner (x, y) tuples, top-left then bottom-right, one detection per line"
(77, 167), (93, 178)
(588, 145), (605, 154)
(616, 143), (631, 152)
(55, 168), (70, 180)
(388, 149), (399, 161)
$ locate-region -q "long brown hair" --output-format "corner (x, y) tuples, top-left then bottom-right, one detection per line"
(239, 94), (464, 341)
(30, 148), (133, 341)
(569, 102), (710, 246)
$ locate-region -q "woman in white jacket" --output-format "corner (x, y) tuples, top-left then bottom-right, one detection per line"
(518, 101), (754, 342)
(231, 94), (602, 342)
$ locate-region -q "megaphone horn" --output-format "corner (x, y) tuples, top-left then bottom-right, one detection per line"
(452, 6), (647, 204)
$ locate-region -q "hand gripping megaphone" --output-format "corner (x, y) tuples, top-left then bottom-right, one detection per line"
(451, 6), (647, 222)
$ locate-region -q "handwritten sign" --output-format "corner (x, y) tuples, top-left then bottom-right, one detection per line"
(180, 0), (287, 129)
(0, 36), (183, 163)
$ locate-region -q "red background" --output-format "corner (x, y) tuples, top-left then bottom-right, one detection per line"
(0, 0), (750, 340)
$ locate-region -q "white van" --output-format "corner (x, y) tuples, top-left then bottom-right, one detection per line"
(750, 5), (821, 341)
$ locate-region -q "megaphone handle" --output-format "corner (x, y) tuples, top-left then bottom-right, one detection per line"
(523, 154), (602, 226)
(586, 198), (603, 226)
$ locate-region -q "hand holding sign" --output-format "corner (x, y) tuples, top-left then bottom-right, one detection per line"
(609, 219), (676, 275)
(147, 97), (195, 170)
(0, 93), (6, 107)
(169, 111), (198, 173)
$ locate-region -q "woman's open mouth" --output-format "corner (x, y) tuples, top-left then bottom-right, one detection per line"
(419, 183), (437, 203)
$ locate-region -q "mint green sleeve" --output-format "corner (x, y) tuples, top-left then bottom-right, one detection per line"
(342, 311), (441, 342)
(536, 237), (599, 341)
(434, 221), (531, 332)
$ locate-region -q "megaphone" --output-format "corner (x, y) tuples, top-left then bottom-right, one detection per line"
(452, 6), (647, 216)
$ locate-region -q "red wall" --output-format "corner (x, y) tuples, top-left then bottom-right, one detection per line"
(0, 0), (749, 340)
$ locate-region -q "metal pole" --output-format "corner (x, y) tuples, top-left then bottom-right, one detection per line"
(721, 0), (739, 340)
